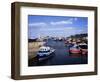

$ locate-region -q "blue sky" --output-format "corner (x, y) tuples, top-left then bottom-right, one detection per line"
(28, 15), (88, 39)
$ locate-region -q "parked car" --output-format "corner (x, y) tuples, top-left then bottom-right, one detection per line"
(69, 44), (81, 54)
(79, 44), (88, 55)
(37, 46), (55, 61)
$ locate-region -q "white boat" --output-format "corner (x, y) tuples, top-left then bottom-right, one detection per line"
(37, 46), (55, 61)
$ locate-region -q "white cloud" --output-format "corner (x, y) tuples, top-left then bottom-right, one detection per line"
(29, 22), (47, 27)
(39, 27), (75, 31)
(50, 18), (76, 25)
(28, 18), (78, 27)
(50, 20), (73, 25)
(65, 27), (74, 30)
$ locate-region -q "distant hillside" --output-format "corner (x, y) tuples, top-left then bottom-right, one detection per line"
(68, 33), (88, 39)
(28, 39), (38, 42)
